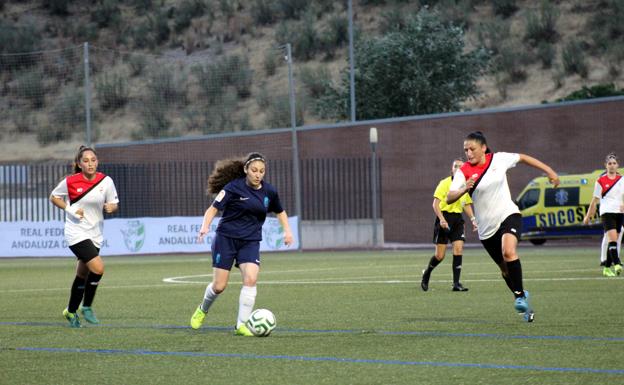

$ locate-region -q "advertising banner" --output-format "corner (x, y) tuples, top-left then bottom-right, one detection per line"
(0, 216), (299, 257)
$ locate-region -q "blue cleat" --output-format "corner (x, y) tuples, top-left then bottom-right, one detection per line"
(80, 306), (99, 324)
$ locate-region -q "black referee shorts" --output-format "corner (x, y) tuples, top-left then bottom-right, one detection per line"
(480, 213), (522, 265)
(433, 212), (466, 244)
(69, 239), (100, 263)
(601, 213), (624, 233)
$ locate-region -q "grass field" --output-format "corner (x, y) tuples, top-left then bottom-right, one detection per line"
(1, 246), (624, 385)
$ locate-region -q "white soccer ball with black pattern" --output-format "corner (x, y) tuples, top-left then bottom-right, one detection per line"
(245, 308), (276, 337)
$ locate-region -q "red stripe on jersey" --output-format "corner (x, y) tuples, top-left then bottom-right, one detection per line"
(460, 153), (493, 196)
(597, 174), (622, 198)
(67, 172), (106, 204)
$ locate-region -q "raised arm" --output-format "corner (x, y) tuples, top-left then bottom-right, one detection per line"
(519, 154), (560, 187)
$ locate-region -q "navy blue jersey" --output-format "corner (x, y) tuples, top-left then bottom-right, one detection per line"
(212, 177), (284, 241)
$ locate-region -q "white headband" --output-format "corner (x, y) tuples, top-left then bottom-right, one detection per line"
(244, 157), (265, 168)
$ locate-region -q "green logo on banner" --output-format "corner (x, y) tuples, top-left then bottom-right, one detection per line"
(121, 220), (145, 252)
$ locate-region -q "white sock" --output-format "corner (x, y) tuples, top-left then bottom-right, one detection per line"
(236, 285), (257, 328)
(200, 283), (219, 313)
(600, 231), (624, 263)
(601, 234), (608, 263)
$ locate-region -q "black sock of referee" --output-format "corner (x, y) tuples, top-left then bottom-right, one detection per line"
(82, 272), (103, 307)
(607, 242), (619, 266)
(452, 255), (462, 285)
(67, 275), (86, 313)
(505, 259), (525, 299)
(425, 256), (441, 274)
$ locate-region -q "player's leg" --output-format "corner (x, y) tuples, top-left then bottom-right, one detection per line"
(191, 234), (235, 329)
(81, 255), (104, 324)
(451, 239), (467, 291)
(600, 233), (608, 266)
(449, 216), (468, 291)
(234, 241), (261, 336)
(63, 260), (88, 328)
(500, 217), (533, 322)
(422, 219), (447, 291)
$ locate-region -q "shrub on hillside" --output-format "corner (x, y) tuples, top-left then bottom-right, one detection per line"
(524, 0), (559, 47)
(0, 20), (41, 71)
(16, 69), (46, 109)
(588, 0), (624, 52)
(91, 0), (122, 28)
(250, 0), (276, 25)
(95, 72), (129, 111)
(275, 13), (320, 61)
(491, 0), (517, 18)
(174, 0), (207, 33)
(46, 0), (71, 15)
(562, 40), (588, 78)
(476, 17), (510, 55)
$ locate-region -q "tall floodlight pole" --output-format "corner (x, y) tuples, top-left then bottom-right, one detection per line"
(369, 127), (379, 247)
(285, 43), (303, 251)
(83, 42), (92, 146)
(348, 0), (356, 122)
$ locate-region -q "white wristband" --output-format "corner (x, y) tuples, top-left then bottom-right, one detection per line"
(470, 217), (476, 222)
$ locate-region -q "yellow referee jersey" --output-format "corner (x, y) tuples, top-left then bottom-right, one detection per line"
(433, 176), (472, 213)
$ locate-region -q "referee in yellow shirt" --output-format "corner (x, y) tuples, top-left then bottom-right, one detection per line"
(421, 158), (477, 292)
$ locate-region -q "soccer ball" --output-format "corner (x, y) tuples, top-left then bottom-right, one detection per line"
(245, 308), (276, 337)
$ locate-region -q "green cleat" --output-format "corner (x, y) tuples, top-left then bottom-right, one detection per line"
(235, 324), (254, 337)
(614, 264), (622, 276)
(80, 306), (99, 324)
(190, 306), (206, 330)
(603, 267), (616, 277)
(62, 308), (81, 328)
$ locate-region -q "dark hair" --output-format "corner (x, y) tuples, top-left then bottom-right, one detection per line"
(73, 145), (97, 173)
(465, 131), (492, 154)
(605, 152), (618, 163)
(207, 152), (266, 194)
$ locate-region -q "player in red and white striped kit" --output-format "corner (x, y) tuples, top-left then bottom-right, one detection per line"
(584, 153), (624, 277)
(50, 146), (119, 327)
(448, 131), (559, 322)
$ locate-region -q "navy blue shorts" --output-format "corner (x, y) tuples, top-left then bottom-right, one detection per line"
(212, 233), (260, 270)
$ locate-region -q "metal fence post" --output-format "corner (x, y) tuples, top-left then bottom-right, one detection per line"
(286, 43), (303, 251)
(83, 42), (92, 146)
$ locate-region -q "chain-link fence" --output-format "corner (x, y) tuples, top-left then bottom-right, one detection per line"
(1, 42), (319, 161)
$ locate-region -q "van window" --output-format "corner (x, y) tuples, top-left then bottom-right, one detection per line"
(544, 187), (579, 207)
(517, 189), (540, 210)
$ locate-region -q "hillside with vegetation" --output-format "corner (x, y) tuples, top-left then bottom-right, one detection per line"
(1, 0), (623, 161)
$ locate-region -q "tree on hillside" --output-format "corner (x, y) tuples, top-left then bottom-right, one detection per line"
(313, 10), (490, 120)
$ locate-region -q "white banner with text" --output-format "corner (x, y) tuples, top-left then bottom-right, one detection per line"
(0, 216), (299, 257)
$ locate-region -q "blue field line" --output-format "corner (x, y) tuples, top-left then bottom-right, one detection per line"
(6, 346), (624, 375)
(3, 321), (624, 343)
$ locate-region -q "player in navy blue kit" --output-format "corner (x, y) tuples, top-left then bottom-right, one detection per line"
(190, 153), (294, 335)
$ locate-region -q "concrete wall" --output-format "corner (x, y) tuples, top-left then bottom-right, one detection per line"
(301, 220), (384, 249)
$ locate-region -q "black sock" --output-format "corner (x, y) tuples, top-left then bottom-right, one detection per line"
(608, 241), (619, 266)
(67, 275), (86, 313)
(501, 273), (514, 292)
(426, 256), (441, 273)
(82, 272), (103, 307)
(505, 259), (524, 299)
(452, 255), (462, 284)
